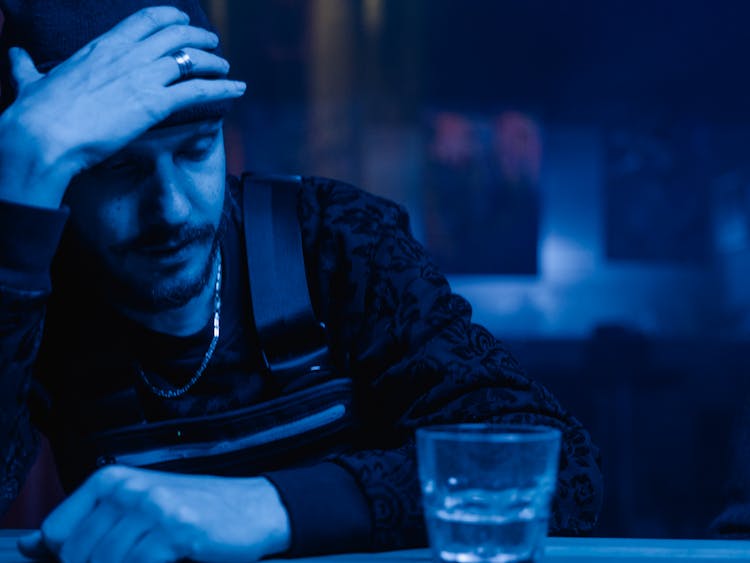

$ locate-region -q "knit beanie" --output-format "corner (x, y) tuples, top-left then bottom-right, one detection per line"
(0, 0), (234, 127)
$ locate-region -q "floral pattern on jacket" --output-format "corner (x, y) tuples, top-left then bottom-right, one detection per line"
(296, 177), (603, 546)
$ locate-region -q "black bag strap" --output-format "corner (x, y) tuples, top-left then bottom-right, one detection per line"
(241, 173), (330, 381)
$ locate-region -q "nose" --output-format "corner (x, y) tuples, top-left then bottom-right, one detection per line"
(139, 156), (192, 225)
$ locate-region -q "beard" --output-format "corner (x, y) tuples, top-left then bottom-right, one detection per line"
(58, 209), (229, 314)
(119, 231), (221, 313)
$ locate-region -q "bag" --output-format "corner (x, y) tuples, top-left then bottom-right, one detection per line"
(241, 173), (333, 389)
(91, 378), (354, 474)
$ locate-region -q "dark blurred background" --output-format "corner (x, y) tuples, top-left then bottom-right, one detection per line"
(211, 0), (750, 538)
(7, 0), (750, 540)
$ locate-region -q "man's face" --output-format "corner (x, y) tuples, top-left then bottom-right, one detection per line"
(64, 119), (227, 312)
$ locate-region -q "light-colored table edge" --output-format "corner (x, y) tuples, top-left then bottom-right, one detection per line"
(3, 531), (750, 561)
(270, 537), (750, 562)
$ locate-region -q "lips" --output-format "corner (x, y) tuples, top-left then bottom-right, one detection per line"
(112, 224), (216, 262)
(136, 239), (194, 259)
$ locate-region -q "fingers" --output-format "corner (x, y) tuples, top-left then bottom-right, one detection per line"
(40, 465), (129, 553)
(65, 7), (190, 69)
(148, 48), (230, 86)
(66, 24), (219, 85)
(101, 6), (191, 43)
(8, 47), (42, 91)
(64, 22), (221, 92)
(135, 23), (219, 61)
(123, 530), (178, 563)
(91, 514), (153, 563)
(112, 70), (243, 128)
(59, 500), (122, 563)
(166, 77), (247, 111)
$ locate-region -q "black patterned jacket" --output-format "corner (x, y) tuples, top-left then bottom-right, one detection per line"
(0, 175), (603, 555)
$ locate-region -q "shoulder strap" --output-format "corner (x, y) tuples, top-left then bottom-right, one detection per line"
(241, 173), (330, 382)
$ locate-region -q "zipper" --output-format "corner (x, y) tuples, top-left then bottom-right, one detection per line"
(99, 403), (347, 468)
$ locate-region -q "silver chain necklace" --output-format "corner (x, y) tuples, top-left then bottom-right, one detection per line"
(136, 252), (222, 399)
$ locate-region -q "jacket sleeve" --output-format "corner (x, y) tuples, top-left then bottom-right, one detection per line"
(0, 199), (68, 516)
(272, 178), (603, 553)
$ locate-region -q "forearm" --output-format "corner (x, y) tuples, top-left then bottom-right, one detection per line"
(237, 476), (291, 557)
(334, 327), (603, 547)
(263, 462), (372, 556)
(263, 390), (602, 555)
(0, 282), (44, 516)
(373, 315), (603, 534)
(0, 199), (67, 514)
(302, 177), (602, 547)
(364, 204), (601, 533)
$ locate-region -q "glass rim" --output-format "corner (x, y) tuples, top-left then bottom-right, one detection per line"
(415, 423), (561, 442)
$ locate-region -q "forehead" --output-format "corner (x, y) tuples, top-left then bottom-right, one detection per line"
(123, 119), (223, 154)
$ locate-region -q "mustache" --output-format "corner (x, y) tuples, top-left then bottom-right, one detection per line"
(112, 223), (215, 255)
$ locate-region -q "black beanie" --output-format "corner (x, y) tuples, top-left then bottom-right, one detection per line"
(0, 0), (234, 127)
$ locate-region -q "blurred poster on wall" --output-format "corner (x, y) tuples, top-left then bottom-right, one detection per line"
(604, 124), (711, 264)
(423, 110), (541, 274)
(706, 126), (750, 255)
(712, 171), (750, 255)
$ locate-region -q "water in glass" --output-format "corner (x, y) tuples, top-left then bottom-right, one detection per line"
(425, 487), (547, 563)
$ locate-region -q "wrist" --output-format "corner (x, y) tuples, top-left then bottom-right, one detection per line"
(253, 477), (292, 557)
(0, 109), (80, 209)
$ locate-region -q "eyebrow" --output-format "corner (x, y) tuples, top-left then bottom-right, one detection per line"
(180, 123), (223, 144)
(186, 128), (221, 142)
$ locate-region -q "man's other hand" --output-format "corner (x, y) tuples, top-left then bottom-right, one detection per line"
(17, 465), (291, 563)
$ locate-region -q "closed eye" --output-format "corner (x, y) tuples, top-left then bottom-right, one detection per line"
(104, 158), (147, 177)
(177, 131), (220, 162)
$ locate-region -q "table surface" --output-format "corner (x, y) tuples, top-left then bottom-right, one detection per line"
(2, 530), (750, 562)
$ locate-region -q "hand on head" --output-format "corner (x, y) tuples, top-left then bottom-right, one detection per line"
(0, 6), (245, 208)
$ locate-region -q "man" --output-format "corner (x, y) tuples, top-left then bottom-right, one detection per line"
(0, 1), (603, 562)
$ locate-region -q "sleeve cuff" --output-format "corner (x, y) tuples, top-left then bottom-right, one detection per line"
(0, 199), (69, 290)
(263, 461), (373, 556)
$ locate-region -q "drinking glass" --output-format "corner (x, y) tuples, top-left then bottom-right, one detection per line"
(416, 424), (561, 563)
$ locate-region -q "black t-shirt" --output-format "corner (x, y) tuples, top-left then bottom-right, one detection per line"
(118, 186), (269, 422)
(37, 182), (269, 436)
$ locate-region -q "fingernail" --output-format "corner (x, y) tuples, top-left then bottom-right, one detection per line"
(235, 81), (247, 92)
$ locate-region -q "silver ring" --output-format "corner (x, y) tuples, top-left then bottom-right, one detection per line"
(172, 49), (193, 80)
